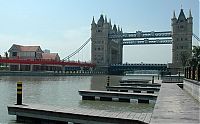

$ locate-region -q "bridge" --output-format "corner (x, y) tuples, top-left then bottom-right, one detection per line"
(108, 63), (168, 75)
(0, 57), (95, 72)
(1, 9), (200, 75)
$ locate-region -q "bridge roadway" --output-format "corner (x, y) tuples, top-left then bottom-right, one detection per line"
(109, 31), (172, 39)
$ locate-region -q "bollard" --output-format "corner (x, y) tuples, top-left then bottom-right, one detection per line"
(16, 81), (22, 105)
(157, 74), (159, 80)
(198, 65), (200, 81)
(152, 76), (154, 84)
(107, 76), (110, 86)
(178, 72), (180, 82)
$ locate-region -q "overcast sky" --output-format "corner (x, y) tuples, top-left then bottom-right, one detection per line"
(0, 0), (199, 64)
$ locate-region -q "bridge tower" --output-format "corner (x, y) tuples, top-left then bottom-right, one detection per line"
(171, 9), (193, 70)
(91, 15), (123, 67)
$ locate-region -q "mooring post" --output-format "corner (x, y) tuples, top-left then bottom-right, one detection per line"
(107, 76), (110, 87)
(158, 74), (159, 80)
(152, 76), (154, 84)
(178, 71), (180, 82)
(16, 81), (22, 105)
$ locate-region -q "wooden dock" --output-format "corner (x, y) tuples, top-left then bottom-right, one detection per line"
(120, 83), (161, 87)
(106, 86), (160, 93)
(120, 79), (151, 83)
(8, 104), (152, 124)
(150, 83), (200, 124)
(79, 90), (157, 103)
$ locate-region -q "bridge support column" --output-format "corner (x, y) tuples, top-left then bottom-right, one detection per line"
(30, 65), (33, 71)
(18, 64), (21, 71)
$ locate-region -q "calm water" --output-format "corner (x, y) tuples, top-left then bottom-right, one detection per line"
(0, 75), (156, 123)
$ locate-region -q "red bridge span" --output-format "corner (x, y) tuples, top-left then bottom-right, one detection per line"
(0, 58), (95, 67)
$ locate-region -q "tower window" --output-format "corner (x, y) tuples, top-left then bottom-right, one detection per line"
(97, 30), (102, 32)
(180, 25), (184, 29)
(181, 38), (183, 41)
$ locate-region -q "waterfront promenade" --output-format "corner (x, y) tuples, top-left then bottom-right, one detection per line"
(150, 83), (200, 124)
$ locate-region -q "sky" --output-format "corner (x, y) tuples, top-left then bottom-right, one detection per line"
(0, 0), (199, 64)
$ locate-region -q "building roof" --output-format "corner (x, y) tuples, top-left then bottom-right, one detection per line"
(42, 53), (59, 60)
(8, 44), (43, 52)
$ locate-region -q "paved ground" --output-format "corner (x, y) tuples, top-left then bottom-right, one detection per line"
(150, 83), (200, 124)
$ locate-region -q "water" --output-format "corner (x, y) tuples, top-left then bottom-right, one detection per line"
(0, 74), (156, 123)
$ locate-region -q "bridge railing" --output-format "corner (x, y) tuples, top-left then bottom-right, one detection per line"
(0, 57), (95, 67)
(109, 31), (172, 39)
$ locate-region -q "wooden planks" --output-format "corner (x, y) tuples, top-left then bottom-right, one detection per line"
(8, 104), (152, 124)
(150, 83), (200, 124)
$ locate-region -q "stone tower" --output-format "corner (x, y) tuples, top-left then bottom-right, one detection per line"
(171, 9), (193, 69)
(91, 15), (123, 66)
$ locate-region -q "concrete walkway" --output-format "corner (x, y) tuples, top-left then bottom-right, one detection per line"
(150, 83), (200, 124)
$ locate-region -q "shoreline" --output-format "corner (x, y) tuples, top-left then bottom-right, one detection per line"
(0, 71), (105, 76)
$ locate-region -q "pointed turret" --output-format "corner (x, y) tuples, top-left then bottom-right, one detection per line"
(117, 25), (121, 33)
(91, 16), (97, 30)
(92, 16), (96, 24)
(173, 10), (176, 19)
(187, 9), (193, 24)
(189, 9), (192, 18)
(171, 10), (177, 25)
(97, 14), (104, 26)
(113, 24), (117, 33)
(105, 15), (107, 23)
(109, 19), (112, 29)
(177, 9), (187, 22)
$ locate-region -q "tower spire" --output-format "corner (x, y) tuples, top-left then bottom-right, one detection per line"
(189, 9), (192, 18)
(92, 16), (95, 24)
(105, 15), (107, 23)
(173, 10), (176, 18)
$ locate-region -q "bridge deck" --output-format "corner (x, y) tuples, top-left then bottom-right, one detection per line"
(8, 104), (152, 124)
(150, 83), (200, 124)
(106, 86), (160, 92)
